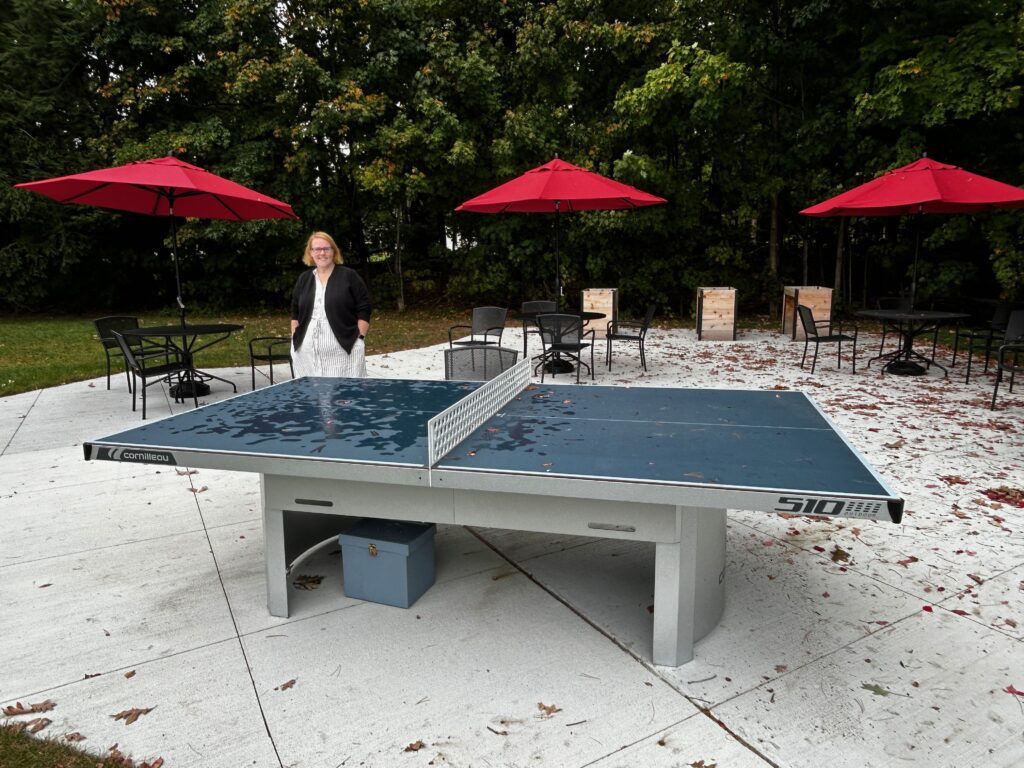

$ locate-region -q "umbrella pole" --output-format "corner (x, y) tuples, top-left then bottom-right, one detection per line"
(909, 212), (921, 311)
(167, 201), (205, 398)
(554, 203), (561, 309)
(169, 202), (186, 329)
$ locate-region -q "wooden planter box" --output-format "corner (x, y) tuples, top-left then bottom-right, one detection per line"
(696, 287), (737, 341)
(782, 286), (833, 340)
(582, 288), (617, 339)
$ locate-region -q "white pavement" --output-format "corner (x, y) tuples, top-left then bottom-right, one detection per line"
(2, 326), (1022, 768)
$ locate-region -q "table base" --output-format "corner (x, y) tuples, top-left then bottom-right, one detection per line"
(170, 381), (211, 398)
(884, 360), (928, 376)
(261, 473), (727, 667)
(544, 358), (575, 374)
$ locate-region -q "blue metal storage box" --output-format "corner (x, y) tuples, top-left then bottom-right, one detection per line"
(339, 519), (436, 608)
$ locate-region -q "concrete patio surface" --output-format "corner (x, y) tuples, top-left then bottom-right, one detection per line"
(1, 324), (1022, 767)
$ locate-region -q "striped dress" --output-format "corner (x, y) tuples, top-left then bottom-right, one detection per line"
(291, 271), (366, 377)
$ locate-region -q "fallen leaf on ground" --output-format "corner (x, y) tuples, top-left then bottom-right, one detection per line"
(65, 732), (86, 742)
(830, 546), (850, 563)
(111, 707), (154, 725)
(537, 702), (561, 717)
(27, 718), (51, 733)
(187, 485), (208, 494)
(1004, 684), (1024, 697)
(982, 487), (1024, 507)
(275, 679), (296, 691)
(292, 574), (323, 590)
(404, 740), (426, 752)
(125, 670), (136, 678)
(3, 700), (56, 716)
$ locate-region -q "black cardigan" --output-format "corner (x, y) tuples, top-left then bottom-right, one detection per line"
(291, 267), (372, 354)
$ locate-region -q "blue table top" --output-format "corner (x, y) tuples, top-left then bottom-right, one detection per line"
(87, 377), (892, 502)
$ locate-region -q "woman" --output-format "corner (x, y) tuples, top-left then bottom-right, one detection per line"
(291, 232), (372, 377)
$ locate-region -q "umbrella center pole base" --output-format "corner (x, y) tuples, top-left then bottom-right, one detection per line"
(543, 358), (575, 374)
(884, 360), (928, 376)
(170, 381), (211, 398)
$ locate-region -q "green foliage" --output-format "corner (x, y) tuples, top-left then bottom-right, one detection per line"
(2, 0), (1021, 314)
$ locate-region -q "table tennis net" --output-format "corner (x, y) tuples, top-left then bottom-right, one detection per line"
(427, 357), (532, 470)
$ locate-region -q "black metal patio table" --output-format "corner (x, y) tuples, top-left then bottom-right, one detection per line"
(856, 309), (968, 377)
(122, 323), (243, 398)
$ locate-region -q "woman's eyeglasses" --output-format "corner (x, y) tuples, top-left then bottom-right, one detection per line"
(310, 246), (333, 254)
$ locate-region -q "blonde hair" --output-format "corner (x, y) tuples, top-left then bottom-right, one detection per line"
(302, 231), (343, 266)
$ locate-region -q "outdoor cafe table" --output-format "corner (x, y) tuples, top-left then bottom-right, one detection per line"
(122, 323), (243, 398)
(856, 309), (968, 377)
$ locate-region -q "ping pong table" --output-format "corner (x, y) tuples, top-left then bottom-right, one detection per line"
(84, 359), (902, 666)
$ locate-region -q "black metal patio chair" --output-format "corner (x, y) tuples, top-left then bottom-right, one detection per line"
(520, 300), (556, 358)
(536, 313), (595, 383)
(249, 336), (293, 390)
(606, 304), (656, 372)
(448, 306), (508, 349)
(797, 304), (858, 375)
(988, 311), (1024, 408)
(93, 316), (170, 392)
(113, 331), (196, 419)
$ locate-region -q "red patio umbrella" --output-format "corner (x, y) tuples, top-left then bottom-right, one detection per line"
(800, 157), (1024, 307)
(456, 158), (666, 304)
(15, 156), (299, 324)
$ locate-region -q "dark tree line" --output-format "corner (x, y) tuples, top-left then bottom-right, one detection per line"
(1, 0), (1022, 317)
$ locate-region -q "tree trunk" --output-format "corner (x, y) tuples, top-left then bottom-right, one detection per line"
(394, 206), (405, 312)
(833, 218), (846, 301)
(768, 192), (780, 316)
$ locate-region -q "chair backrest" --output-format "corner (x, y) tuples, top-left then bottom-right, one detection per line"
(443, 346), (519, 381)
(991, 301), (1013, 329)
(1004, 310), (1024, 343)
(640, 304), (657, 329)
(877, 297), (910, 311)
(522, 300), (556, 316)
(796, 305), (820, 339)
(537, 313), (584, 346)
(470, 306), (508, 335)
(94, 316), (140, 350)
(111, 331), (142, 373)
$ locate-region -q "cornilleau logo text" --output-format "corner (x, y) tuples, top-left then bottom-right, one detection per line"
(107, 447), (177, 465)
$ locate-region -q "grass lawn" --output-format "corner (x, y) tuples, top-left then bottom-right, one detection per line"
(0, 306), (478, 397)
